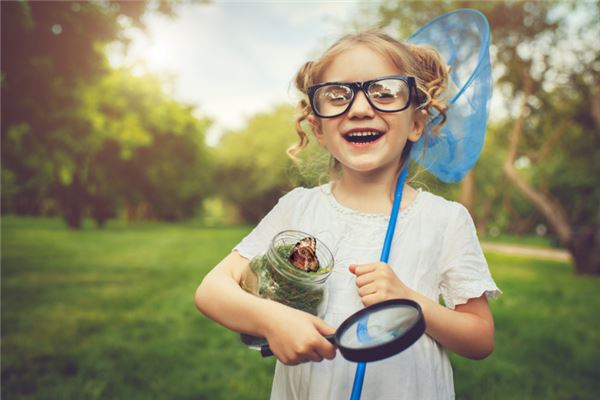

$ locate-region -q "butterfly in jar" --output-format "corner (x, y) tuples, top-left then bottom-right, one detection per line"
(288, 236), (320, 272)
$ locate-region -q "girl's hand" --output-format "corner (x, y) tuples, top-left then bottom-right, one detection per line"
(349, 262), (413, 307)
(261, 302), (337, 366)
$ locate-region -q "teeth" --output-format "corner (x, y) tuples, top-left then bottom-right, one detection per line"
(347, 131), (380, 137)
(344, 130), (383, 144)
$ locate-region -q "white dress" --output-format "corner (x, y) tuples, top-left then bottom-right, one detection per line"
(234, 183), (501, 400)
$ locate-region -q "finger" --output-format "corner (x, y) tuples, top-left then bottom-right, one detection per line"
(313, 317), (336, 336)
(314, 338), (337, 360)
(277, 350), (300, 366)
(358, 282), (378, 297)
(305, 349), (323, 363)
(318, 345), (337, 360)
(287, 357), (311, 366)
(355, 273), (376, 288)
(282, 346), (317, 365)
(312, 319), (337, 359)
(350, 263), (377, 276)
(361, 293), (382, 307)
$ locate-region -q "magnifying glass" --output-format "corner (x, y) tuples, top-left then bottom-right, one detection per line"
(259, 299), (425, 362)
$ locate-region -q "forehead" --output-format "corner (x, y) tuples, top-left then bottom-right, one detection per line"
(320, 45), (402, 83)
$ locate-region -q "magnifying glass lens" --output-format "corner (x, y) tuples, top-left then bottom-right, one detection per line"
(338, 305), (420, 349)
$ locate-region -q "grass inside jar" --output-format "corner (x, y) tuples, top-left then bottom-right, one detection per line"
(249, 244), (331, 316)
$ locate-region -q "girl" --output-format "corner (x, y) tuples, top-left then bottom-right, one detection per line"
(196, 31), (501, 399)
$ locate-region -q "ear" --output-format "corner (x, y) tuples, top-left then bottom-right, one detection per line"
(408, 109), (427, 142)
(307, 114), (325, 145)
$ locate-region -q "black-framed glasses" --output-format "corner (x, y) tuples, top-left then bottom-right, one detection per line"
(307, 76), (419, 118)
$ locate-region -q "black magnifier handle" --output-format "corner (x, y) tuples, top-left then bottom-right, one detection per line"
(260, 334), (336, 357)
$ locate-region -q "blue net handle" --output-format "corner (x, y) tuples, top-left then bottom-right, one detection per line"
(350, 166), (408, 400)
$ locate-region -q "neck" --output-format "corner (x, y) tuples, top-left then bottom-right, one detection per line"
(332, 167), (415, 214)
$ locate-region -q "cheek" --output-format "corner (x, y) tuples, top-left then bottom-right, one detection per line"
(387, 115), (411, 133)
(316, 120), (339, 142)
(390, 115), (422, 142)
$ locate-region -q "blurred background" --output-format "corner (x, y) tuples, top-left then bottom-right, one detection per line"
(2, 1), (599, 399)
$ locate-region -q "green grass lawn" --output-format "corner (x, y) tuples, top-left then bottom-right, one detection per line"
(481, 233), (559, 249)
(2, 216), (599, 399)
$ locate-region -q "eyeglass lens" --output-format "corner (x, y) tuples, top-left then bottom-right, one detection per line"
(312, 78), (410, 117)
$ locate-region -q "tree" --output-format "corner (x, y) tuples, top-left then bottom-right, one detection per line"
(488, 2), (600, 274)
(2, 1), (213, 227)
(214, 104), (325, 223)
(1, 1), (152, 225)
(83, 69), (214, 224)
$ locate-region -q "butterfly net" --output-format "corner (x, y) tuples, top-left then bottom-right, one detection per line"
(407, 9), (492, 183)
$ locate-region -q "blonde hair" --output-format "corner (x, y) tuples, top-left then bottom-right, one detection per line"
(288, 30), (449, 177)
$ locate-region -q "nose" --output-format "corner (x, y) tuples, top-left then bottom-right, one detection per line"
(347, 90), (375, 119)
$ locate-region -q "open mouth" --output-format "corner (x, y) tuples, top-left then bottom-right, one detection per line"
(343, 131), (384, 144)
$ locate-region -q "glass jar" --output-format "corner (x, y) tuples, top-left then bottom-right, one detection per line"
(240, 230), (334, 346)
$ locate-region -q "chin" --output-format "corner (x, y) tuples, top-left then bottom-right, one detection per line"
(343, 161), (395, 175)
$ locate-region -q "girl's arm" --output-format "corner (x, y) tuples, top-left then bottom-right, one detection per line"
(407, 291), (493, 360)
(350, 263), (494, 360)
(195, 251), (337, 364)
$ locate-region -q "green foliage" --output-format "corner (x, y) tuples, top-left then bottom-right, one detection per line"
(2, 217), (599, 399)
(528, 87), (600, 227)
(473, 120), (546, 236)
(87, 69), (214, 222)
(1, 1), (212, 227)
(214, 104), (324, 223)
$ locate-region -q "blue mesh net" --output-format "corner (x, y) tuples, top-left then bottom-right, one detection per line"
(407, 9), (492, 183)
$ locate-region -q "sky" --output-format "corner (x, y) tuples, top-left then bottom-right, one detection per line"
(111, 1), (365, 145)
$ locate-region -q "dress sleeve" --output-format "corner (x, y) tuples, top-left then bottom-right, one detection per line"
(233, 188), (304, 260)
(439, 204), (502, 309)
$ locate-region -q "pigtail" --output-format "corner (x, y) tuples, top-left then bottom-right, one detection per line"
(406, 44), (450, 135)
(287, 61), (315, 161)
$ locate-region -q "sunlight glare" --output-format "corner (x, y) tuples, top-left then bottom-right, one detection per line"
(143, 39), (175, 73)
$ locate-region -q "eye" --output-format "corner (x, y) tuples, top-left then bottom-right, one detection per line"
(319, 85), (352, 104)
(368, 79), (410, 105)
(369, 83), (397, 102)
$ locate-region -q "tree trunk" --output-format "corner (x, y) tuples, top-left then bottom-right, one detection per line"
(476, 195), (494, 235)
(58, 173), (85, 229)
(590, 85), (600, 140)
(566, 228), (600, 275)
(459, 169), (475, 216)
(64, 208), (83, 229)
(501, 71), (600, 274)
